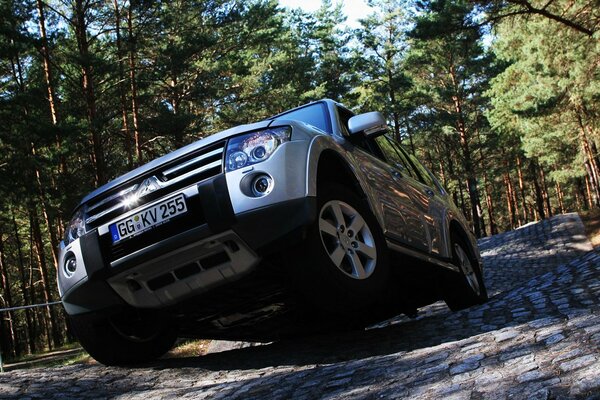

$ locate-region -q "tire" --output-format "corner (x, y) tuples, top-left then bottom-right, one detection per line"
(443, 231), (488, 311)
(70, 311), (177, 366)
(288, 183), (391, 323)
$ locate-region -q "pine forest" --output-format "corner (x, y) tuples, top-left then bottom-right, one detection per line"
(0, 0), (598, 359)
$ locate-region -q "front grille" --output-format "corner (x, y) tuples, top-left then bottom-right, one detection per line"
(102, 196), (205, 263)
(85, 141), (225, 229)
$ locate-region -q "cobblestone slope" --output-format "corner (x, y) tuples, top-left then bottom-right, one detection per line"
(1, 213), (599, 399)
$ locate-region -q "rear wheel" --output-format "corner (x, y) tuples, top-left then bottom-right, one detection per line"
(70, 311), (177, 366)
(289, 183), (391, 322)
(443, 232), (488, 311)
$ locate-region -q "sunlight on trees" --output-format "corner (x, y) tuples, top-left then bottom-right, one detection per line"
(0, 0), (597, 357)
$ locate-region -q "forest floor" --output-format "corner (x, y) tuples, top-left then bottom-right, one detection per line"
(1, 345), (88, 372)
(1, 212), (599, 399)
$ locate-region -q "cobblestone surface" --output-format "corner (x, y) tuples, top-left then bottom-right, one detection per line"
(2, 213), (599, 399)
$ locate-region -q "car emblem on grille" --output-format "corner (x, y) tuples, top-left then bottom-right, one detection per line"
(135, 176), (162, 199)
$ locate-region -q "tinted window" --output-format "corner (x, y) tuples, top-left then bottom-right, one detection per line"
(273, 103), (331, 134)
(337, 106), (353, 136)
(375, 136), (415, 178)
(397, 146), (437, 189)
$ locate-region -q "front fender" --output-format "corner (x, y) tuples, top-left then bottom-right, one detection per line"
(305, 135), (386, 231)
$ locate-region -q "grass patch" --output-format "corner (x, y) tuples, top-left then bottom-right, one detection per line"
(580, 208), (600, 248)
(33, 350), (93, 369)
(4, 348), (93, 371)
(6, 342), (81, 364)
(164, 339), (212, 359)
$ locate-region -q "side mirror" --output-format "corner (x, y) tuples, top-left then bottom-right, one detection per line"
(348, 112), (387, 137)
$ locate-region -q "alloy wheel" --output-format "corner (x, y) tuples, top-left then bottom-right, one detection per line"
(454, 243), (481, 296)
(318, 200), (377, 279)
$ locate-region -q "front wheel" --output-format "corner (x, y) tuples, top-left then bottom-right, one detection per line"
(443, 232), (488, 311)
(288, 183), (391, 322)
(70, 311), (177, 366)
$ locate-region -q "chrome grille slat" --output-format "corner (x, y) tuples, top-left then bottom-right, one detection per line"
(87, 184), (138, 213)
(163, 160), (222, 187)
(86, 202), (123, 225)
(163, 148), (223, 179)
(84, 141), (226, 228)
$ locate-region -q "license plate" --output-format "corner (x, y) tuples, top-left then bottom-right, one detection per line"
(109, 194), (187, 243)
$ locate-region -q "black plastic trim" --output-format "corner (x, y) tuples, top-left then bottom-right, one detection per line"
(198, 174), (236, 233)
(385, 235), (454, 264)
(80, 230), (107, 280)
(233, 197), (317, 251)
(61, 280), (126, 315)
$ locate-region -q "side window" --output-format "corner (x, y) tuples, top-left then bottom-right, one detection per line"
(409, 155), (443, 191)
(374, 136), (415, 178)
(395, 144), (437, 188)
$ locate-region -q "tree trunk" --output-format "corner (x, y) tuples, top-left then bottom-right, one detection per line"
(511, 173), (522, 227)
(458, 178), (469, 221)
(474, 126), (495, 235)
(28, 206), (62, 348)
(0, 235), (18, 357)
(503, 171), (516, 230)
(576, 178), (588, 210)
(436, 143), (447, 187)
(584, 164), (596, 207)
(29, 214), (53, 350)
(73, 0), (106, 185)
(530, 162), (546, 220)
(29, 144), (60, 268)
(36, 0), (59, 124)
(34, 4), (58, 114)
(449, 65), (482, 237)
(531, 188), (540, 220)
(516, 155), (528, 223)
(11, 209), (36, 354)
(386, 66), (401, 142)
(35, 0), (67, 177)
(555, 181), (565, 214)
(127, 4), (143, 165)
(112, 0), (133, 169)
(577, 112), (600, 206)
(539, 166), (552, 218)
(482, 171), (497, 235)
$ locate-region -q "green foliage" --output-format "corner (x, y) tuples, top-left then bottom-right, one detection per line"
(487, 3), (600, 183)
(0, 0), (597, 357)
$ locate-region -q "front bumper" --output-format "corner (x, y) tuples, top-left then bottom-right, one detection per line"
(58, 171), (316, 316)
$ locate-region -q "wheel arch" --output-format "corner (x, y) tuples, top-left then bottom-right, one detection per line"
(448, 218), (483, 270)
(305, 137), (385, 228)
(316, 150), (364, 196)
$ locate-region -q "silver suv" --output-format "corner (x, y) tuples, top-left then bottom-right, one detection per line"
(58, 99), (487, 365)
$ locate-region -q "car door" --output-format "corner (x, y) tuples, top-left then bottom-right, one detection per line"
(390, 141), (446, 256)
(372, 136), (431, 252)
(336, 106), (429, 251)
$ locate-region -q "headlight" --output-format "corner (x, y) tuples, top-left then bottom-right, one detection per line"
(225, 127), (291, 172)
(64, 209), (86, 245)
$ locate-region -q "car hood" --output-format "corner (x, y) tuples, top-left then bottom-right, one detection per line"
(79, 120), (274, 207)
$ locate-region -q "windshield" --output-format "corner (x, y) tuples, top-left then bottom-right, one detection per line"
(272, 102), (332, 134)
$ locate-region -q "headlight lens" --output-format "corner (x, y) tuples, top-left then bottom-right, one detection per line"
(225, 127), (291, 172)
(64, 209), (86, 245)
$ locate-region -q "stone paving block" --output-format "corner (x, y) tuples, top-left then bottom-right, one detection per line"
(558, 354), (597, 372)
(1, 213), (599, 400)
